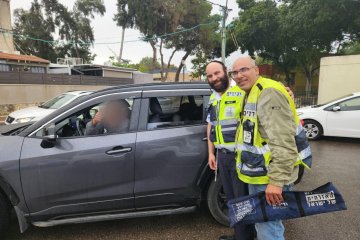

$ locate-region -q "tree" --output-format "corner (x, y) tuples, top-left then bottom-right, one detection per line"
(13, 0), (105, 63)
(13, 0), (57, 61)
(166, 1), (221, 81)
(115, 0), (220, 81)
(114, 0), (135, 62)
(228, 0), (360, 93)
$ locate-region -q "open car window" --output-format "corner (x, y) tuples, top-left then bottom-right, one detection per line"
(35, 98), (134, 138)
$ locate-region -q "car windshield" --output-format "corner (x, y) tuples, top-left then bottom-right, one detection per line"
(39, 94), (75, 109)
(312, 93), (354, 107)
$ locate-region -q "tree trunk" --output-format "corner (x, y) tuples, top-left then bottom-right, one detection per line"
(165, 49), (177, 80)
(149, 40), (157, 64)
(119, 26), (126, 62)
(175, 51), (191, 82)
(302, 64), (312, 96)
(159, 39), (165, 81)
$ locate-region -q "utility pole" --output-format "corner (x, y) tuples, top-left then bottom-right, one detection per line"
(221, 0), (229, 62)
(205, 0), (230, 62)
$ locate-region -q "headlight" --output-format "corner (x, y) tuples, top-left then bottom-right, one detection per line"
(15, 117), (35, 123)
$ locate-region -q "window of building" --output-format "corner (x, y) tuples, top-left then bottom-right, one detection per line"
(0, 64), (10, 71)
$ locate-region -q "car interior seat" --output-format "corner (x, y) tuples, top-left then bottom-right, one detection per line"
(149, 97), (163, 123)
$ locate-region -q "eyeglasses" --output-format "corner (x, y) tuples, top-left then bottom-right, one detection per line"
(228, 66), (254, 78)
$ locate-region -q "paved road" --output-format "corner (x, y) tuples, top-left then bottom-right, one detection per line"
(6, 137), (360, 240)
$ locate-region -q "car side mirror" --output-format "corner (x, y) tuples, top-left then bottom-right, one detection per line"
(332, 106), (341, 112)
(40, 123), (58, 148)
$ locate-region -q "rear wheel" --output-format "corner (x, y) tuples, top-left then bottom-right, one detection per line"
(0, 192), (10, 238)
(303, 120), (323, 140)
(207, 178), (229, 226)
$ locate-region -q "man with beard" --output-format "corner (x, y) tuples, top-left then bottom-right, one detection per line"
(206, 60), (255, 240)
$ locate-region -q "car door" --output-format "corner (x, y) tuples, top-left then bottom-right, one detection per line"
(19, 91), (141, 221)
(326, 96), (360, 137)
(134, 89), (210, 209)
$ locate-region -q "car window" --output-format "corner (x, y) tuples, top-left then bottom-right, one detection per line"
(338, 97), (360, 111)
(35, 97), (134, 138)
(147, 95), (204, 130)
(38, 93), (76, 109)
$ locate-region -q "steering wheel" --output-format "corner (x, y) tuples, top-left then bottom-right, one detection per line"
(76, 118), (86, 136)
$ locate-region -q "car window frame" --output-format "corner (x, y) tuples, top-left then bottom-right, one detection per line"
(138, 89), (211, 132)
(28, 91), (142, 138)
(324, 96), (360, 112)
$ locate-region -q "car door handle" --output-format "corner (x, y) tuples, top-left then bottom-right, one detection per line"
(202, 137), (208, 141)
(106, 147), (132, 155)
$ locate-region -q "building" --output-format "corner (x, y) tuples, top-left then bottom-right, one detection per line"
(318, 55), (360, 103)
(0, 0), (15, 53)
(150, 69), (194, 82)
(0, 52), (50, 73)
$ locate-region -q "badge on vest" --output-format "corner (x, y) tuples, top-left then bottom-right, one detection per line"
(225, 106), (235, 118)
(243, 120), (255, 145)
(227, 92), (242, 97)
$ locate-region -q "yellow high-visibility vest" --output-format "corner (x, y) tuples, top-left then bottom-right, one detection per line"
(208, 85), (245, 152)
(235, 77), (312, 184)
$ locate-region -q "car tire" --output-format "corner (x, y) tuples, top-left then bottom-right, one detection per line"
(207, 178), (229, 226)
(303, 120), (323, 140)
(0, 192), (10, 238)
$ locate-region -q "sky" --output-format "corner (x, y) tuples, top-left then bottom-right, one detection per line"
(9, 0), (244, 71)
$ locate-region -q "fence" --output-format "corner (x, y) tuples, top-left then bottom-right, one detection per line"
(294, 91), (318, 108)
(0, 71), (133, 86)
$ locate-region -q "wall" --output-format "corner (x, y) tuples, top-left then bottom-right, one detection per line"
(318, 55), (360, 104)
(0, 84), (107, 105)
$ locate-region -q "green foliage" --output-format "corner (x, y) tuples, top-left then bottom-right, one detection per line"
(340, 41), (360, 55)
(228, 0), (360, 91)
(114, 0), (221, 81)
(13, 0), (57, 61)
(138, 56), (161, 72)
(13, 0), (105, 63)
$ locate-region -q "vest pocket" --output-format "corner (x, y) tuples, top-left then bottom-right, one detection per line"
(240, 151), (267, 177)
(222, 131), (236, 142)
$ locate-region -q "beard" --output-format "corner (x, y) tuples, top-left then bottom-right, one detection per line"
(209, 74), (230, 93)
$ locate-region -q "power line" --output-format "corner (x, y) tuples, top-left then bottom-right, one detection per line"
(0, 21), (217, 46)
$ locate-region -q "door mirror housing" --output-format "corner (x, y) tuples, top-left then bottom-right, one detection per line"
(332, 106), (341, 112)
(41, 123), (58, 148)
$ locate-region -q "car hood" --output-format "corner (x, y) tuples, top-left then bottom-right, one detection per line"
(297, 106), (313, 112)
(8, 106), (55, 120)
(0, 122), (34, 135)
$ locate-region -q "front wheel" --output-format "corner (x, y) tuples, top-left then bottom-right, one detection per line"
(207, 177), (229, 226)
(303, 120), (323, 140)
(0, 192), (10, 239)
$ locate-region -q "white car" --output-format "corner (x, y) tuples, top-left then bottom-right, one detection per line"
(297, 92), (360, 140)
(5, 91), (92, 125)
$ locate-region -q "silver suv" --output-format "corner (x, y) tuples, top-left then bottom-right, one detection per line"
(0, 83), (228, 238)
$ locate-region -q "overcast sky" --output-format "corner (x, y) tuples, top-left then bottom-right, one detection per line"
(10, 0), (244, 70)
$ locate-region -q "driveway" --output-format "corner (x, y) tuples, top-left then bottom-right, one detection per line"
(6, 137), (360, 239)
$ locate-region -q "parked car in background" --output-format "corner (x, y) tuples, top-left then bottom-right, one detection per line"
(5, 91), (92, 125)
(297, 92), (360, 140)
